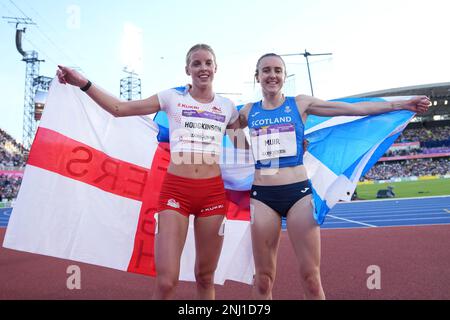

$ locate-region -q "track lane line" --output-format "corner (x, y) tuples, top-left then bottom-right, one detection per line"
(326, 214), (377, 227)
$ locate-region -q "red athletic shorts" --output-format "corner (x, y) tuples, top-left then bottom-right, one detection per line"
(157, 172), (228, 218)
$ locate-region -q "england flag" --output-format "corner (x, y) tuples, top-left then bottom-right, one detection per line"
(3, 81), (254, 285)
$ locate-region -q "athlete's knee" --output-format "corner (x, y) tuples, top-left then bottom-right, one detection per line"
(195, 269), (215, 290)
(156, 275), (179, 296)
(255, 271), (275, 295)
(299, 268), (323, 298)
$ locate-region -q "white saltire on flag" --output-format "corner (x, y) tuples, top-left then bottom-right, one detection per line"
(3, 81), (254, 285)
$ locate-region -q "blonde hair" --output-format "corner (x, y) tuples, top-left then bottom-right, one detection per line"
(186, 44), (217, 66)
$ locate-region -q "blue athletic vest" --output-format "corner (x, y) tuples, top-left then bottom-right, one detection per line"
(248, 96), (304, 169)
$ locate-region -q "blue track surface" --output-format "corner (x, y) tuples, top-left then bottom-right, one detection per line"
(283, 196), (450, 229)
(2, 196), (450, 229)
(0, 208), (12, 228)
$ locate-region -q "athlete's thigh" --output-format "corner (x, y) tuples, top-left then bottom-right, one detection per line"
(286, 195), (321, 267)
(250, 198), (282, 272)
(154, 210), (190, 274)
(193, 214), (225, 271)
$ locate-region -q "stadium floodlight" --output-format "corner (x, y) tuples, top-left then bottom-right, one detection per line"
(34, 90), (47, 121)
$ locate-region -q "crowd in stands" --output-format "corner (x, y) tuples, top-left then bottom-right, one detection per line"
(0, 174), (22, 202)
(397, 126), (450, 143)
(1, 129), (26, 169)
(1, 129), (26, 201)
(364, 125), (449, 181)
(364, 158), (449, 181)
(383, 146), (450, 157)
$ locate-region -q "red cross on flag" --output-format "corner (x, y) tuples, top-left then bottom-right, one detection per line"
(3, 81), (254, 285)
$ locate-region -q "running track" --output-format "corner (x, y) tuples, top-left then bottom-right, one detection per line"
(1, 196), (450, 299)
(281, 196), (450, 229)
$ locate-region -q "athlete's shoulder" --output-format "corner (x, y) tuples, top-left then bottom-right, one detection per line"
(293, 94), (314, 105)
(167, 84), (191, 96)
(291, 94), (313, 114)
(238, 102), (254, 117)
(169, 84), (191, 96)
(158, 85), (191, 111)
(158, 85), (188, 98)
(242, 102), (254, 112)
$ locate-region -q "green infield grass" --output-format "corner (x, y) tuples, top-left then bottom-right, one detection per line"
(356, 178), (450, 200)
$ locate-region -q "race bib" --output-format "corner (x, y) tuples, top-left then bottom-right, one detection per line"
(178, 110), (226, 153)
(250, 123), (297, 161)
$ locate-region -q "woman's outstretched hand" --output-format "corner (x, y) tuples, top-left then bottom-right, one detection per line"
(56, 65), (88, 88)
(403, 96), (431, 114)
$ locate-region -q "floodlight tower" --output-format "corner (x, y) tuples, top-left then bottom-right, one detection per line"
(5, 17), (43, 149)
(120, 68), (142, 101)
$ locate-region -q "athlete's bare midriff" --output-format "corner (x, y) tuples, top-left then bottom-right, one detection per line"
(167, 152), (222, 179)
(253, 164), (309, 186)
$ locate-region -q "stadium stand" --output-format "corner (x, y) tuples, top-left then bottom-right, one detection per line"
(346, 83), (450, 183)
(364, 123), (450, 181)
(0, 128), (25, 202)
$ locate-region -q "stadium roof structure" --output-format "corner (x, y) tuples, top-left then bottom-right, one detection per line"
(341, 82), (450, 121)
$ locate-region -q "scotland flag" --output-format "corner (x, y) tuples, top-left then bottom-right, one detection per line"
(303, 97), (414, 224)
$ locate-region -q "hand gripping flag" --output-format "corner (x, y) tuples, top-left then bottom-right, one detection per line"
(3, 81), (254, 285)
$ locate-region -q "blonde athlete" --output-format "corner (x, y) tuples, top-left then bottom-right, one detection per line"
(57, 44), (241, 300)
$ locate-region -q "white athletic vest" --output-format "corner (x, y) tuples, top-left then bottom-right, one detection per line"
(157, 86), (238, 155)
